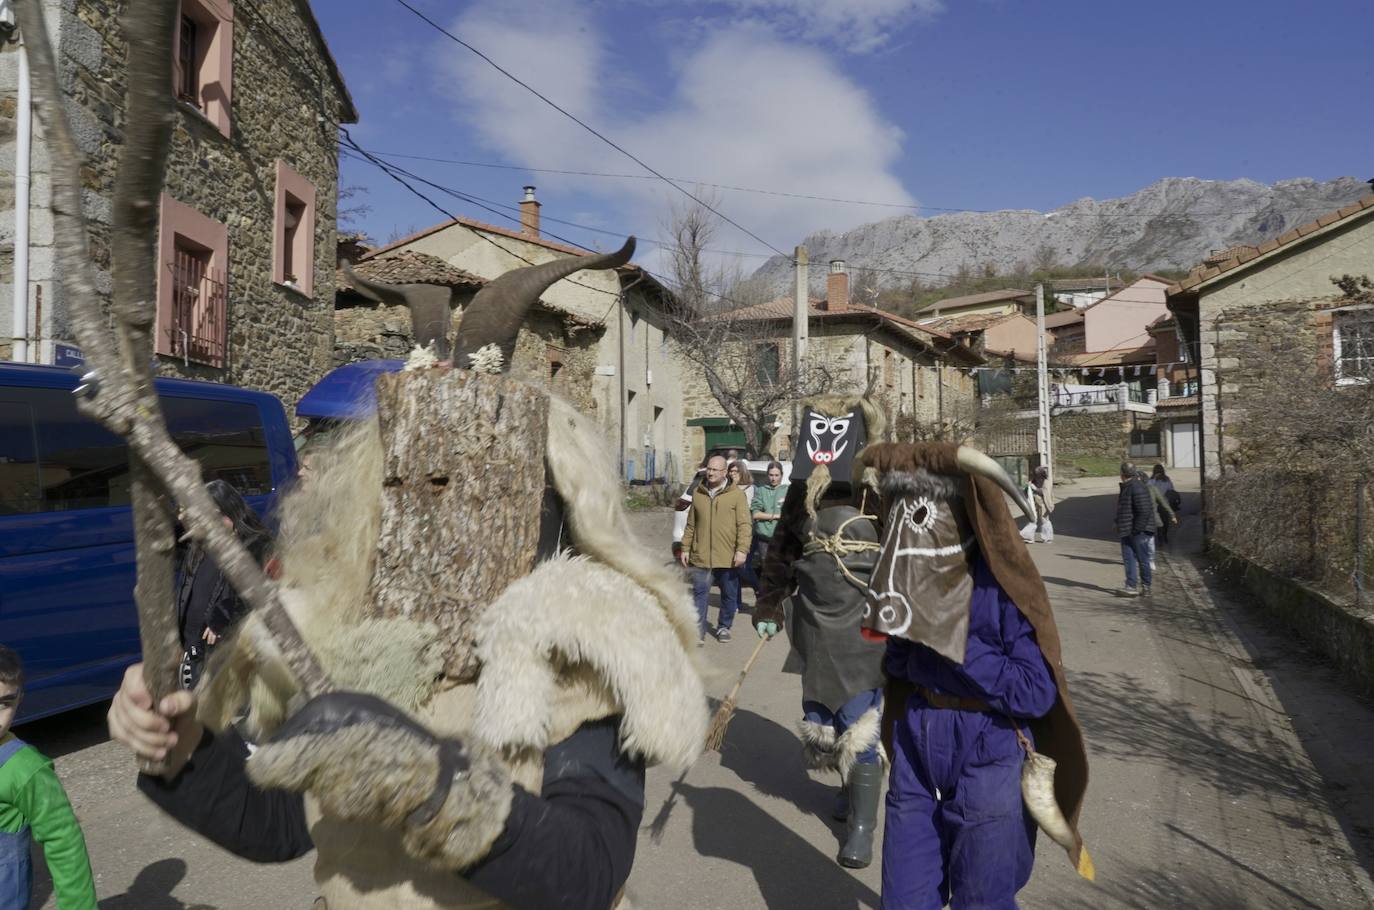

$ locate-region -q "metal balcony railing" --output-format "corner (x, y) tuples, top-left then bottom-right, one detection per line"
(168, 251), (227, 369)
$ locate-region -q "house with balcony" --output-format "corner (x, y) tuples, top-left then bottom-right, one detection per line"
(0, 0), (357, 415)
(914, 287), (1036, 321)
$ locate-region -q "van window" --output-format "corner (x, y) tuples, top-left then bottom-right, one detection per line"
(0, 400), (40, 513)
(0, 387), (273, 514)
(162, 397), (272, 496)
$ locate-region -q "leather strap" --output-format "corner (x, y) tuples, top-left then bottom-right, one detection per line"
(914, 685), (991, 713)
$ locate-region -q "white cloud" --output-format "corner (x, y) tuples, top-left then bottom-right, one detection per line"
(642, 0), (944, 54)
(434, 1), (914, 269)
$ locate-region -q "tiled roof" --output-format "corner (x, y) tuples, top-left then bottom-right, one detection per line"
(339, 251), (485, 292)
(337, 251), (602, 328)
(724, 297), (983, 366)
(1042, 310), (1085, 328)
(917, 288), (1035, 314)
(920, 312), (1021, 334)
(1155, 394), (1200, 410)
(1169, 194), (1374, 295)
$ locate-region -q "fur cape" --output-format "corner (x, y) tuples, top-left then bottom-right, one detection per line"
(856, 441), (1090, 873)
(199, 395), (707, 909)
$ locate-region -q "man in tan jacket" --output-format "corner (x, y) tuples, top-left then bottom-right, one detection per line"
(679, 455), (752, 643)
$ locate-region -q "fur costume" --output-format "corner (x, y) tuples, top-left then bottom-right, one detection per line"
(755, 394), (887, 868)
(192, 237), (706, 909)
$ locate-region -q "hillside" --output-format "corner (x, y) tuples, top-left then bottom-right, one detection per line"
(749, 176), (1371, 295)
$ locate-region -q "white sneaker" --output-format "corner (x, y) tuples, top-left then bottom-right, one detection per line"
(1150, 561), (1157, 572)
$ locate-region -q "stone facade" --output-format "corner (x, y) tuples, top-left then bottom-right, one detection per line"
(680, 320), (979, 469)
(0, 0), (353, 419)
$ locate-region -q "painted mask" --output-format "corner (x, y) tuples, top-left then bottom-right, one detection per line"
(791, 407), (867, 482)
(862, 473), (977, 663)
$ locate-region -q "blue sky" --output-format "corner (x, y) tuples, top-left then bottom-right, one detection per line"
(317, 0), (1373, 268)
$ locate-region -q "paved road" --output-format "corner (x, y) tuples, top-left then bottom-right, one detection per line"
(26, 472), (1374, 908)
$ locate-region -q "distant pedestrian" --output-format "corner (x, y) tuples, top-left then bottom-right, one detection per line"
(1139, 470), (1178, 557)
(176, 480), (274, 689)
(679, 455), (752, 643)
(726, 461), (761, 595)
(749, 461), (789, 597)
(1150, 464), (1183, 526)
(0, 644), (97, 909)
(1023, 465), (1054, 544)
(1115, 462), (1155, 596)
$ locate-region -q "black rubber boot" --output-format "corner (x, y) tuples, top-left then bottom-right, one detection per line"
(838, 762), (882, 868)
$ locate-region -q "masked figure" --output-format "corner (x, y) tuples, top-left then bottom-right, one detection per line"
(127, 240), (709, 910)
(754, 396), (888, 869)
(856, 442), (1091, 910)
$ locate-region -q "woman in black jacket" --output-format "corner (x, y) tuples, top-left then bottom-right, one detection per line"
(176, 480), (273, 689)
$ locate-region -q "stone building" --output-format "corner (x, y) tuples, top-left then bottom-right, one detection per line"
(334, 247), (605, 417)
(1166, 193), (1374, 481)
(358, 189), (684, 481)
(0, 0), (355, 416)
(681, 261), (982, 467)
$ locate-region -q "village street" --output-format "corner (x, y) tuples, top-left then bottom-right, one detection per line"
(23, 472), (1374, 909)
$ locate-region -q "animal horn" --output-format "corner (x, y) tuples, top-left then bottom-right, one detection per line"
(453, 237), (636, 371)
(341, 260), (405, 306)
(956, 445), (1034, 520)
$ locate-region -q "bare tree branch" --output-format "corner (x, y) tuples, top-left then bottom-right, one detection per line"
(664, 201), (839, 454)
(18, 0), (328, 701)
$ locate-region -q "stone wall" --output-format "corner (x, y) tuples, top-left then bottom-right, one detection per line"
(1050, 410), (1138, 459)
(0, 0), (349, 419)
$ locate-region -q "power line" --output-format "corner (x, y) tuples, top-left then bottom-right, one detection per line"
(360, 149), (1332, 219)
(387, 0), (790, 259)
(341, 139), (757, 321)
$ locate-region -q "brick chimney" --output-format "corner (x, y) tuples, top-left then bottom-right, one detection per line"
(827, 259), (849, 310)
(519, 185), (541, 237)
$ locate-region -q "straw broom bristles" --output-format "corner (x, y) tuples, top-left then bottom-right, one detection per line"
(703, 635), (771, 751)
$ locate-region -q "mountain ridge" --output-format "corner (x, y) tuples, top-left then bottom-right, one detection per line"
(749, 176), (1372, 296)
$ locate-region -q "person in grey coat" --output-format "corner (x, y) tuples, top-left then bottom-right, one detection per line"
(1137, 469), (1177, 570)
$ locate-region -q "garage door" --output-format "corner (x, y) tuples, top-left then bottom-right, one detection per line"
(1170, 422), (1199, 468)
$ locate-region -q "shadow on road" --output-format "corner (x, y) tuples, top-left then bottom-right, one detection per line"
(1070, 662), (1323, 812)
(675, 783), (880, 909)
(1041, 575), (1119, 595)
(98, 858), (216, 909)
(1053, 826), (1329, 910)
(717, 708), (835, 818)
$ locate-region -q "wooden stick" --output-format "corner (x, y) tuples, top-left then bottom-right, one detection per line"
(703, 635), (771, 751)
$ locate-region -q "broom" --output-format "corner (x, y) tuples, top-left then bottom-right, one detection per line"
(703, 635), (771, 751)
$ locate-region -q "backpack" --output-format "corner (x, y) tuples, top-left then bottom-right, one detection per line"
(1166, 489), (1182, 511)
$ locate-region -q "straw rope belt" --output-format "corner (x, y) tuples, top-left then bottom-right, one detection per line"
(801, 513), (880, 590)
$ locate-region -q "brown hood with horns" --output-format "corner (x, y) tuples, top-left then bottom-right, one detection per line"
(453, 238), (636, 369)
(857, 441), (1089, 871)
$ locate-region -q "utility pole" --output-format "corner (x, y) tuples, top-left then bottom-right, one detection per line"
(1036, 282), (1053, 500)
(792, 245), (808, 452)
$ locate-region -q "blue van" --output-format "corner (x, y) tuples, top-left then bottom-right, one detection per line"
(0, 362), (297, 722)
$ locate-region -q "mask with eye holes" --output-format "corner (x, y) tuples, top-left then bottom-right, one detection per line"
(791, 406), (867, 483)
(862, 469), (978, 663)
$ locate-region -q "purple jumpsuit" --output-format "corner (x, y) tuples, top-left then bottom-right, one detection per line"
(882, 556), (1058, 910)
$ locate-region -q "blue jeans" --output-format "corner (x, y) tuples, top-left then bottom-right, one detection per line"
(738, 535), (768, 593)
(691, 566), (741, 637)
(1121, 532), (1154, 588)
(804, 687), (884, 766)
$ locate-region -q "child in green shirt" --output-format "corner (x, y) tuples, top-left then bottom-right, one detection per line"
(0, 645), (97, 909)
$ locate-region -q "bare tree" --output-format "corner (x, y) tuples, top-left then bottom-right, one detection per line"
(664, 201), (840, 454)
(18, 0), (326, 707)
